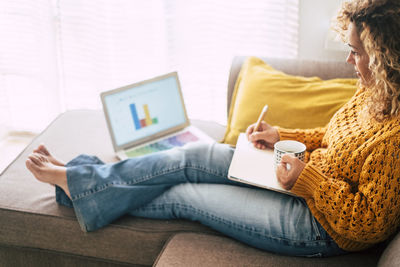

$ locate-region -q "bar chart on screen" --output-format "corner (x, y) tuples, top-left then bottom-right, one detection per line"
(129, 103), (159, 130)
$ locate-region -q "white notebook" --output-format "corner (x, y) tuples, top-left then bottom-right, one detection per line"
(227, 133), (296, 196)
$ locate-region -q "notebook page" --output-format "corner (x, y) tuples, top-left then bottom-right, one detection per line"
(228, 133), (294, 196)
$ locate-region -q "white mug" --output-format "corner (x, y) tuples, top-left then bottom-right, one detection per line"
(273, 140), (306, 170)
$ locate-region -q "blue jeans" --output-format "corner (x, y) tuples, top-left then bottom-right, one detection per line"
(56, 142), (346, 257)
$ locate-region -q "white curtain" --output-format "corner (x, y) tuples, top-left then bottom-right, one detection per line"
(0, 1), (60, 136)
(0, 0), (299, 137)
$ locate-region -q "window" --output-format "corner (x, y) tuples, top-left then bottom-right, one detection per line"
(0, 0), (299, 135)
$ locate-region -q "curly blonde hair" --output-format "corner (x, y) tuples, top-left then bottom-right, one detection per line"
(335, 0), (400, 121)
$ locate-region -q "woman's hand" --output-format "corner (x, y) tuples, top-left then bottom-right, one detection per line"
(246, 121), (280, 149)
(276, 154), (306, 190)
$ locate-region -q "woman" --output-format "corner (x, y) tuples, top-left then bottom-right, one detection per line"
(26, 0), (400, 257)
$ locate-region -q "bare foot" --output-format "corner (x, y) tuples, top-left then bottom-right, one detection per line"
(33, 144), (65, 166)
(26, 152), (71, 199)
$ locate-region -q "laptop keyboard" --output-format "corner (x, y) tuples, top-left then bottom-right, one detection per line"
(125, 131), (199, 158)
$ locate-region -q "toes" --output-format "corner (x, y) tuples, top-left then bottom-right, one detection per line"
(31, 152), (50, 164)
(29, 153), (44, 166)
(25, 159), (33, 170)
(35, 153), (46, 162)
(26, 159), (39, 173)
(38, 144), (50, 156)
(28, 154), (39, 165)
(33, 144), (50, 156)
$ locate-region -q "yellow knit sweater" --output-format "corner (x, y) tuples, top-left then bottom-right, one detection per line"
(278, 87), (400, 251)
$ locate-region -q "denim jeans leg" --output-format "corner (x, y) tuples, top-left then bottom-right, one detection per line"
(61, 143), (346, 256)
(56, 155), (105, 208)
(131, 183), (347, 257)
(65, 142), (237, 232)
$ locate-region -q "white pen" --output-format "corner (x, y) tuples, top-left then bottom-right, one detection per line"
(254, 105), (269, 132)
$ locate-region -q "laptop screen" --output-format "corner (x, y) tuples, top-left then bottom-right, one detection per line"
(102, 73), (188, 148)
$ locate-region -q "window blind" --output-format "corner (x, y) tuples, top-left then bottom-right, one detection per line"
(0, 0), (59, 133)
(0, 0), (299, 133)
(163, 0), (299, 123)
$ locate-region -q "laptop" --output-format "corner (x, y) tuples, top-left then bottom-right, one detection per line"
(101, 72), (214, 160)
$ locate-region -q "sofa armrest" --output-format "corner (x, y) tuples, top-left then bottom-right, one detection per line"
(191, 119), (226, 142)
(378, 232), (400, 267)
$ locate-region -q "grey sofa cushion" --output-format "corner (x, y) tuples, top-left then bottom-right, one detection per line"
(378, 233), (400, 267)
(0, 110), (225, 266)
(0, 244), (130, 267)
(154, 233), (381, 267)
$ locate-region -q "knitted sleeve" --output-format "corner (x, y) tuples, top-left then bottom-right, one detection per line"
(291, 137), (400, 243)
(276, 126), (327, 151)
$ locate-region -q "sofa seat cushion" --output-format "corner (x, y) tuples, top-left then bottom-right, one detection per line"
(0, 110), (225, 266)
(154, 233), (381, 267)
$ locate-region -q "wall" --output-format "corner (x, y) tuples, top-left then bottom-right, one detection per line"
(298, 0), (349, 61)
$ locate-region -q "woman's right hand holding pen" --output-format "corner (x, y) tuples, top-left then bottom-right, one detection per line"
(246, 121), (280, 150)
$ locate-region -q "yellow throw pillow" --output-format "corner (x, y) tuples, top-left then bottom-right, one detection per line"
(222, 57), (357, 146)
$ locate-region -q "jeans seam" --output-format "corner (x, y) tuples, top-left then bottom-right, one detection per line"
(126, 164), (227, 184)
(135, 203), (332, 246)
(311, 216), (322, 240)
(71, 164), (227, 201)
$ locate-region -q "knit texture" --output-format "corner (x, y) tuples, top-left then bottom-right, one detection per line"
(278, 87), (400, 251)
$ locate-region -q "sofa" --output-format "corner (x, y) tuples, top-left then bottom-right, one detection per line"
(1, 56), (399, 266)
